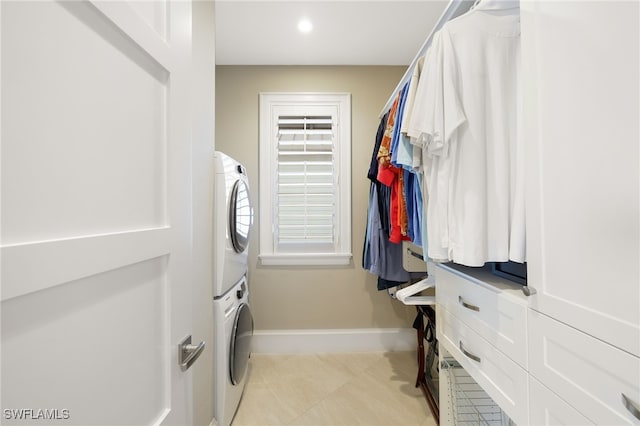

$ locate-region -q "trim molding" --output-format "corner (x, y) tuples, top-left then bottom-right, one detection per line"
(251, 328), (416, 354)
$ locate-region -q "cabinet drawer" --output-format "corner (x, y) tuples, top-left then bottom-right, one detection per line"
(529, 376), (594, 425)
(437, 306), (529, 425)
(435, 264), (528, 368)
(529, 310), (640, 425)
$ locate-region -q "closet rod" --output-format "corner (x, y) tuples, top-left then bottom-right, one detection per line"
(378, 0), (476, 118)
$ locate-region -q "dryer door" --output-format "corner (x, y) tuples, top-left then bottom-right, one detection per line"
(229, 302), (253, 385)
(229, 179), (252, 253)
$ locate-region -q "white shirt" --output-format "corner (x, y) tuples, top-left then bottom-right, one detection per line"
(407, 32), (452, 262)
(408, 2), (523, 266)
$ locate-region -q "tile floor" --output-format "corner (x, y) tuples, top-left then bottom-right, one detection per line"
(231, 351), (437, 426)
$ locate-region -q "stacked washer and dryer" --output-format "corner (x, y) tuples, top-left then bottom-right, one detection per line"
(212, 152), (254, 426)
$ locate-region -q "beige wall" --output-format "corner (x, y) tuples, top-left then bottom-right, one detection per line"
(215, 65), (416, 330)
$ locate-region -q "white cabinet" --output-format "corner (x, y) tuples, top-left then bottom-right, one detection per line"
(520, 0), (640, 358)
(519, 1), (640, 424)
(435, 264), (529, 425)
(528, 377), (594, 426)
(432, 2), (640, 425)
(439, 306), (528, 425)
(437, 264), (528, 369)
(528, 310), (640, 425)
(435, 264), (640, 425)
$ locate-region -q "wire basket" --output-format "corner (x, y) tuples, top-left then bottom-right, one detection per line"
(441, 359), (514, 426)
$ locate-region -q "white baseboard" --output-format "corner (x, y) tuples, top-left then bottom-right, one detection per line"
(251, 328), (416, 354)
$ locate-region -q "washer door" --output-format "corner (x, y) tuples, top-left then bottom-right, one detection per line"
(229, 302), (253, 385)
(229, 179), (252, 253)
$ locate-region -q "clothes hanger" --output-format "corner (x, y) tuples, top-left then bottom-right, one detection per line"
(395, 275), (435, 305)
(393, 242), (434, 305)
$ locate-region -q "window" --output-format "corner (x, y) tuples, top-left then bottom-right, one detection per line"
(259, 93), (352, 266)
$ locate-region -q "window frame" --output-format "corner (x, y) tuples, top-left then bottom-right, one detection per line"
(258, 92), (352, 266)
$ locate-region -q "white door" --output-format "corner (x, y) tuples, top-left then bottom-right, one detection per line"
(1, 1), (197, 425)
(521, 1), (640, 357)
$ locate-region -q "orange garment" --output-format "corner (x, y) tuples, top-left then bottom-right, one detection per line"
(377, 92), (409, 244)
(398, 171), (408, 237)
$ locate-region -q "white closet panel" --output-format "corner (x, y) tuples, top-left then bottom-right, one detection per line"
(529, 376), (594, 426)
(522, 0), (640, 358)
(528, 310), (640, 425)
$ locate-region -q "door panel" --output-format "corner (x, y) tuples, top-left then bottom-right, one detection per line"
(2, 258), (170, 425)
(1, 1), (193, 424)
(127, 1), (167, 39)
(521, 0), (640, 357)
(2, 0), (168, 245)
(2, 228), (169, 301)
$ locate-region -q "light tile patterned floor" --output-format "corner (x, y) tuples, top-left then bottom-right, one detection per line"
(231, 351), (437, 426)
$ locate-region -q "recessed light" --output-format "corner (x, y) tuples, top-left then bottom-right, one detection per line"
(298, 19), (313, 33)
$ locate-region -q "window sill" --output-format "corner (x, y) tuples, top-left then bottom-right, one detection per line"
(259, 253), (352, 266)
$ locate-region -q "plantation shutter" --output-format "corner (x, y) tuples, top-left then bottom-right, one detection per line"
(276, 115), (336, 252)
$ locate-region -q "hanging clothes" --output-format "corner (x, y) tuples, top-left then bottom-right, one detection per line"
(363, 112), (412, 285)
(363, 52), (430, 287)
(403, 54), (431, 251)
(390, 84), (411, 239)
(367, 111), (391, 234)
(407, 32), (451, 263)
(363, 0), (524, 287)
(363, 112), (390, 271)
(377, 92), (409, 244)
(395, 59), (428, 249)
(363, 101), (424, 289)
(407, 1), (523, 267)
(364, 184), (413, 284)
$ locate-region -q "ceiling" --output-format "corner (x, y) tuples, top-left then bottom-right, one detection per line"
(214, 0), (449, 66)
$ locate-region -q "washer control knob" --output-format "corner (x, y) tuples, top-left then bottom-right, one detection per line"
(237, 283), (246, 299)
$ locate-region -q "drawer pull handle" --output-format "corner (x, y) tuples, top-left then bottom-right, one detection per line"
(622, 393), (640, 420)
(458, 296), (480, 312)
(459, 341), (481, 363)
